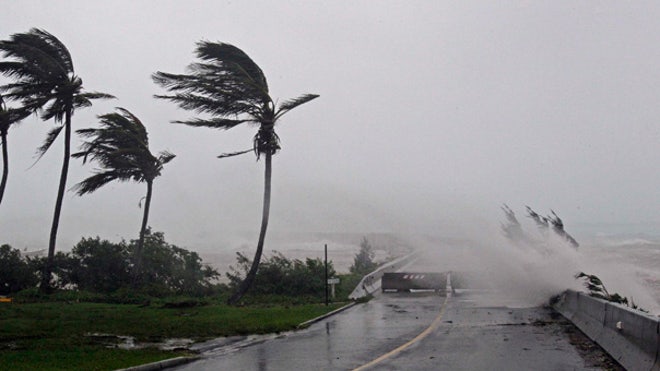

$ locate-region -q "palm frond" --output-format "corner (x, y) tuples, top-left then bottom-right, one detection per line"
(217, 149), (252, 159)
(153, 39), (318, 169)
(75, 108), (174, 194)
(0, 39), (67, 81)
(23, 28), (74, 73)
(35, 125), (63, 160)
(0, 96), (31, 133)
(158, 151), (176, 164)
(275, 94), (319, 119)
(72, 171), (124, 195)
(153, 41), (274, 123)
(80, 92), (115, 100)
(0, 29), (112, 124)
(154, 92), (259, 117)
(195, 41), (269, 92)
(173, 117), (252, 130)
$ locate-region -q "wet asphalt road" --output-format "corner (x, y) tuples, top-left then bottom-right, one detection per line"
(173, 290), (612, 371)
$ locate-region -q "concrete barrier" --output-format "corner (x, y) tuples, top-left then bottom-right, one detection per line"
(554, 290), (660, 371)
(381, 272), (447, 292)
(348, 252), (418, 300)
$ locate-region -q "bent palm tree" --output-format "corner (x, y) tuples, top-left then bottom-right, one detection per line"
(0, 95), (30, 207)
(153, 41), (318, 304)
(0, 29), (113, 291)
(73, 108), (175, 280)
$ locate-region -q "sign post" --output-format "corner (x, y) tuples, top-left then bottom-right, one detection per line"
(325, 244), (328, 306)
(327, 278), (340, 299)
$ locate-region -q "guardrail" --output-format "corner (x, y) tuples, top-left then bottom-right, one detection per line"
(553, 290), (660, 371)
(348, 252), (418, 300)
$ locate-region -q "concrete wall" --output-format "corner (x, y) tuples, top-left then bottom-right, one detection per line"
(348, 252), (418, 300)
(553, 290), (660, 371)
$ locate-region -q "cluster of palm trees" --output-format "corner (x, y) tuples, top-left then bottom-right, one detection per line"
(0, 28), (318, 304)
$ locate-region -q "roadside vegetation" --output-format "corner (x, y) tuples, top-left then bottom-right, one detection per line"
(0, 234), (360, 370)
(350, 237), (379, 275)
(0, 27), (389, 370)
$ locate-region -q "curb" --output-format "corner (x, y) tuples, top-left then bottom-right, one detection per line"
(297, 302), (358, 329)
(115, 356), (200, 371)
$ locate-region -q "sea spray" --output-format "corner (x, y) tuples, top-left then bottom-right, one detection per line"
(411, 208), (660, 313)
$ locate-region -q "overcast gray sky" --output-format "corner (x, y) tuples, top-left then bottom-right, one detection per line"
(1, 1), (659, 251)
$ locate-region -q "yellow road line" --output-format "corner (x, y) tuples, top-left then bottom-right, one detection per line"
(352, 293), (451, 371)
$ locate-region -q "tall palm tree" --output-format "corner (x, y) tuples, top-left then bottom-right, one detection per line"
(73, 108), (175, 280)
(153, 41), (318, 304)
(0, 95), (30, 207)
(0, 29), (113, 291)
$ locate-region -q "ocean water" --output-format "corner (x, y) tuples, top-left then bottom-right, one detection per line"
(580, 236), (660, 313)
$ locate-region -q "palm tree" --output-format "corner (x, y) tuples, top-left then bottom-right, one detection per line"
(0, 29), (114, 291)
(73, 108), (175, 280)
(153, 41), (318, 304)
(0, 95), (30, 206)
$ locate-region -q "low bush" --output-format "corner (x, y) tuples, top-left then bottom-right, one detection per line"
(2, 230), (221, 299)
(0, 244), (39, 295)
(227, 251), (337, 302)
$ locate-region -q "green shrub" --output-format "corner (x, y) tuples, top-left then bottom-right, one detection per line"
(17, 230), (221, 299)
(227, 251), (336, 300)
(0, 244), (39, 295)
(349, 237), (378, 275)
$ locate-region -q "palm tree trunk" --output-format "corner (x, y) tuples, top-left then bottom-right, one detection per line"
(228, 152), (272, 305)
(0, 132), (8, 206)
(133, 180), (153, 285)
(41, 110), (71, 293)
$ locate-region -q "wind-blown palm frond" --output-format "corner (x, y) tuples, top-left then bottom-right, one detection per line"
(173, 117), (253, 130)
(217, 148), (253, 159)
(195, 42), (269, 93)
(275, 94), (320, 119)
(153, 41), (317, 157)
(0, 29), (71, 84)
(0, 29), (79, 119)
(153, 42), (271, 119)
(0, 95), (30, 134)
(72, 170), (130, 195)
(35, 126), (63, 159)
(158, 151), (176, 164)
(0, 28), (114, 150)
(74, 107), (175, 195)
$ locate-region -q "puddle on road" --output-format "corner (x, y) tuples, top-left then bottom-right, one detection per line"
(84, 333), (194, 350)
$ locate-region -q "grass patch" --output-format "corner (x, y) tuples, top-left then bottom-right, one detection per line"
(1, 346), (179, 371)
(0, 300), (345, 370)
